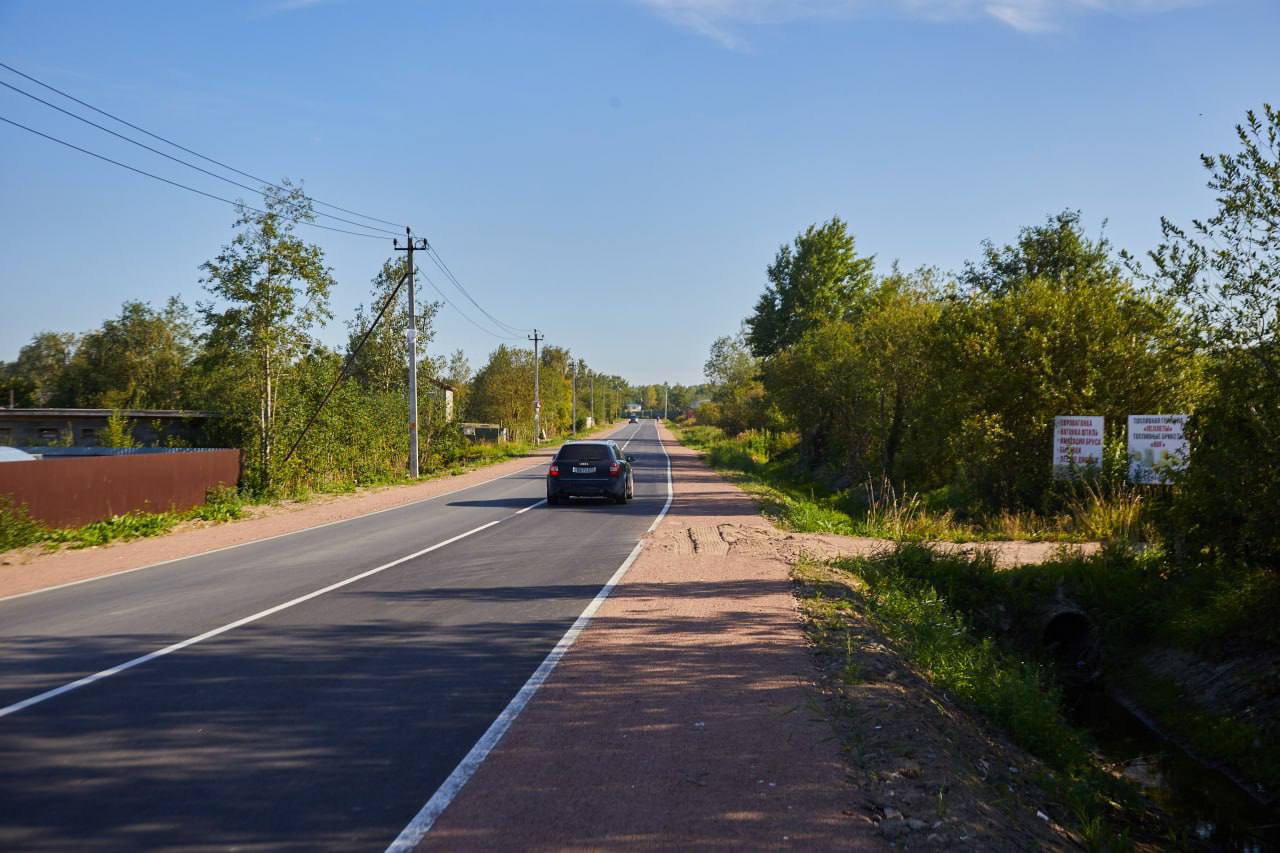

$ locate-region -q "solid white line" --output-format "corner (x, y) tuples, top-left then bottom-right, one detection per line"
(0, 516), (513, 720)
(385, 419), (676, 851)
(0, 458), (555, 605)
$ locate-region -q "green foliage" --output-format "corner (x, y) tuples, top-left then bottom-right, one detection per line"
(745, 216), (875, 357)
(5, 331), (77, 406)
(59, 298), (195, 409)
(700, 333), (777, 434)
(55, 511), (182, 548)
(1139, 105), (1280, 572)
(0, 494), (45, 550)
(863, 544), (1280, 793)
(715, 211), (1199, 521)
(102, 410), (138, 448)
(189, 484), (244, 522)
(345, 257), (442, 394)
(833, 549), (1089, 771)
(198, 180), (337, 492)
(677, 424), (1102, 542)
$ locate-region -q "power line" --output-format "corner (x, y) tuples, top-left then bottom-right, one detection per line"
(0, 113), (388, 240)
(425, 246), (530, 334)
(0, 78), (402, 237)
(417, 267), (523, 340)
(0, 60), (405, 231)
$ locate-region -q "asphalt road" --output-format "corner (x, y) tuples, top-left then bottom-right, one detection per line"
(0, 420), (670, 851)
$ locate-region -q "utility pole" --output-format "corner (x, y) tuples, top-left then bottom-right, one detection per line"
(394, 227), (429, 478)
(528, 329), (543, 442)
(571, 359), (578, 434)
(663, 384), (669, 421)
(590, 371), (595, 424)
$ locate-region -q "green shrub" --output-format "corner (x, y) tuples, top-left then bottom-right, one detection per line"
(0, 495), (46, 551)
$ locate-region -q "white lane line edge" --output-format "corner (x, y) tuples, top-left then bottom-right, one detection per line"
(0, 516), (513, 720)
(385, 420), (675, 851)
(0, 459), (552, 606)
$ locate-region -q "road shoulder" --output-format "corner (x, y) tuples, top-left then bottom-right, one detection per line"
(418, 421), (877, 849)
(0, 444), (563, 601)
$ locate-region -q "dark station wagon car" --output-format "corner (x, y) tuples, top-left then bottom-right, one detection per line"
(546, 440), (635, 505)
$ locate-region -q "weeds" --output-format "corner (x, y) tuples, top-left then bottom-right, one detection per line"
(0, 494), (45, 551)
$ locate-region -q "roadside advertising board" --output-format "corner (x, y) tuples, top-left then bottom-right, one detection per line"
(1052, 416), (1104, 478)
(1127, 414), (1188, 484)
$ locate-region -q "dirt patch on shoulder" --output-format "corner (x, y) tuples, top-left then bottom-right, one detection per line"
(649, 522), (1098, 569)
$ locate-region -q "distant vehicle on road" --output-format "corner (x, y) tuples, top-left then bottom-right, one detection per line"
(547, 440), (634, 505)
(628, 415), (638, 423)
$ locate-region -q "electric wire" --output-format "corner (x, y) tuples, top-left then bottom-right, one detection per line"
(424, 246), (531, 334)
(0, 78), (402, 237)
(417, 268), (523, 341)
(0, 113), (388, 239)
(0, 60), (405, 230)
(1, 61), (540, 335)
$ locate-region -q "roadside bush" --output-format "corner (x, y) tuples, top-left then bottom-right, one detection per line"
(0, 495), (45, 551)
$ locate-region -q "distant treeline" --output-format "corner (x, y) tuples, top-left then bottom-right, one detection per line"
(0, 183), (688, 496)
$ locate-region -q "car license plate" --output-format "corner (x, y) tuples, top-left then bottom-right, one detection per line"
(572, 466), (595, 474)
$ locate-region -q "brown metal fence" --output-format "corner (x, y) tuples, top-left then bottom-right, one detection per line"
(0, 450), (242, 528)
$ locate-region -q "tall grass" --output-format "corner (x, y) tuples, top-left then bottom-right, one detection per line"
(677, 424), (1153, 544)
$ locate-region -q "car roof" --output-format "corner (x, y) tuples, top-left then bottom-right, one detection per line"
(561, 440), (613, 447)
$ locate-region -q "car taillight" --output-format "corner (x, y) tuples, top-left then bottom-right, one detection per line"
(549, 463), (559, 477)
(608, 461), (621, 477)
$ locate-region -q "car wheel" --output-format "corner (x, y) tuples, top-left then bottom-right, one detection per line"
(547, 493), (559, 506)
(613, 488), (627, 505)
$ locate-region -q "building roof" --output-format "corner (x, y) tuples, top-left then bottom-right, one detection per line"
(0, 447), (39, 462)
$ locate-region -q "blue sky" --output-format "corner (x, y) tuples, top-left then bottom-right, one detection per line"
(1, 0), (1276, 385)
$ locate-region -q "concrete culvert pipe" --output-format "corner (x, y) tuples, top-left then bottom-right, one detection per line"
(1041, 608), (1102, 686)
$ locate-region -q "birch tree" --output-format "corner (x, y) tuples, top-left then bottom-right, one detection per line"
(199, 181), (335, 491)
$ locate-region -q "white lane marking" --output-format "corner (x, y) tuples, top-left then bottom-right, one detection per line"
(0, 458), (555, 605)
(0, 515), (522, 720)
(386, 419), (675, 850)
(648, 422), (675, 533)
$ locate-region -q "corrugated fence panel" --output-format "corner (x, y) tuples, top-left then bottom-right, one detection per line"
(0, 450), (242, 527)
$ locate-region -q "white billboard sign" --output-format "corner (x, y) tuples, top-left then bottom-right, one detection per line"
(1128, 415), (1188, 484)
(1053, 416), (1104, 478)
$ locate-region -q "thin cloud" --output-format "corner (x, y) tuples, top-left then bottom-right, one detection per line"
(634, 0), (1204, 42)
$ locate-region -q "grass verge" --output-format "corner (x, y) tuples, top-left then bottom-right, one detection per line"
(674, 423), (1133, 543)
(795, 547), (1163, 850)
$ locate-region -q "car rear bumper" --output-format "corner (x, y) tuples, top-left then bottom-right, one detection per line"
(548, 478), (625, 499)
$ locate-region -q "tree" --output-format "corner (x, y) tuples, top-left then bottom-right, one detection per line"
(444, 348), (472, 420)
(939, 214), (1199, 508)
(346, 257), (441, 395)
(703, 332), (774, 434)
(1141, 105), (1280, 569)
(962, 210), (1118, 296)
(468, 345), (534, 440)
(745, 217), (875, 357)
(763, 270), (942, 482)
(61, 298), (194, 409)
(8, 331), (77, 406)
(198, 181), (336, 491)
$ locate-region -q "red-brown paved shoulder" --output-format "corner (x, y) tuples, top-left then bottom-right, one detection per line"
(419, 423), (879, 850)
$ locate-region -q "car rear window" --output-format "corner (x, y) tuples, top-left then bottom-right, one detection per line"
(556, 444), (614, 462)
